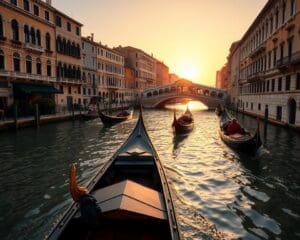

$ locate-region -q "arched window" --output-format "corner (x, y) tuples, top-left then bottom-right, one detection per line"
(26, 55), (32, 73)
(63, 63), (67, 78)
(46, 33), (51, 51)
(36, 58), (41, 75)
(71, 42), (75, 56)
(11, 0), (17, 6)
(56, 36), (61, 52)
(30, 27), (36, 44)
(11, 19), (19, 41)
(13, 52), (20, 71)
(72, 66), (76, 79)
(0, 15), (3, 37)
(0, 49), (4, 70)
(67, 40), (71, 55)
(36, 29), (41, 46)
(47, 60), (51, 77)
(24, 25), (30, 43)
(76, 67), (81, 79)
(68, 65), (72, 78)
(62, 38), (66, 53)
(57, 62), (62, 77)
(76, 44), (80, 57)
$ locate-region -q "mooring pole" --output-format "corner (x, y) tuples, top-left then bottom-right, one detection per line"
(264, 105), (268, 138)
(34, 104), (39, 128)
(14, 103), (18, 130)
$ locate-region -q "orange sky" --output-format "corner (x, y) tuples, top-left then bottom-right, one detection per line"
(53, 0), (267, 86)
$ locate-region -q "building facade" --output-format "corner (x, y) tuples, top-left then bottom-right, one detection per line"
(54, 8), (82, 110)
(156, 60), (169, 86)
(216, 64), (228, 89)
(114, 46), (156, 99)
(124, 67), (135, 104)
(237, 0), (300, 127)
(81, 35), (98, 107)
(227, 41), (240, 104)
(0, 0), (57, 113)
(97, 43), (125, 106)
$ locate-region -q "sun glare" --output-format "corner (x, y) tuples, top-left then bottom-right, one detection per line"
(178, 64), (198, 80)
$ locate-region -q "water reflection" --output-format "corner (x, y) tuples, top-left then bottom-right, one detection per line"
(165, 100), (208, 111)
(0, 106), (299, 240)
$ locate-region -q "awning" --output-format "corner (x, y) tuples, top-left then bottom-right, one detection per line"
(14, 83), (62, 94)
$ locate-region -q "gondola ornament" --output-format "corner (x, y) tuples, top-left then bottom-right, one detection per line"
(69, 164), (88, 202)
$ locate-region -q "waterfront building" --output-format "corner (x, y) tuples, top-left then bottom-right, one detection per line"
(216, 64), (228, 89)
(114, 46), (156, 99)
(238, 0), (300, 127)
(81, 34), (98, 107)
(156, 60), (170, 86)
(169, 73), (179, 84)
(124, 67), (135, 104)
(224, 0), (300, 127)
(227, 41), (240, 104)
(54, 7), (83, 111)
(97, 43), (125, 106)
(0, 0), (57, 113)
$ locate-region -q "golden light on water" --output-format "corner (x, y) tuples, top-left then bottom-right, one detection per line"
(165, 100), (208, 111)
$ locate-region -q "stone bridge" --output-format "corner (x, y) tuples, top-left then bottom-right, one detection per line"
(141, 79), (227, 109)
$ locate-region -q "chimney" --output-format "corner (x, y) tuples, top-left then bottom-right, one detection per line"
(46, 0), (52, 5)
(91, 33), (94, 41)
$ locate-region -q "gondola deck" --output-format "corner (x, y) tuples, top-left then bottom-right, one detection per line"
(172, 108), (194, 135)
(46, 108), (180, 240)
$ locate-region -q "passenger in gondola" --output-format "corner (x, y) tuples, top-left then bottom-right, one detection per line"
(226, 119), (246, 135)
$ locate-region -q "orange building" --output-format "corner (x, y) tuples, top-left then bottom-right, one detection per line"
(0, 0), (57, 113)
(156, 60), (169, 86)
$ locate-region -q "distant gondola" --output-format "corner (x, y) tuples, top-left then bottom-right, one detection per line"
(217, 107), (262, 155)
(46, 107), (181, 240)
(172, 106), (194, 134)
(99, 109), (133, 125)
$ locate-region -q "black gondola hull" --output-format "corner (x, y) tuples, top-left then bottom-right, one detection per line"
(99, 111), (133, 125)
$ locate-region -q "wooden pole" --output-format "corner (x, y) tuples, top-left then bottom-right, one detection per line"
(264, 105), (268, 138)
(34, 103), (39, 128)
(14, 103), (18, 130)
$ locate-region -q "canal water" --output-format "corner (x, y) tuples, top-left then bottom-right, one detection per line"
(0, 102), (299, 240)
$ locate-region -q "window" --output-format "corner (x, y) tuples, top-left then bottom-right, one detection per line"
(36, 30), (41, 46)
(268, 51), (271, 69)
(11, 19), (19, 41)
(30, 27), (36, 45)
(278, 77), (282, 91)
(275, 9), (279, 29)
(290, 0), (296, 16)
(251, 102), (253, 110)
(273, 47), (277, 67)
(83, 88), (86, 95)
(13, 52), (20, 71)
(258, 103), (261, 111)
(285, 75), (291, 91)
(23, 0), (29, 11)
(276, 106), (282, 121)
(47, 61), (51, 77)
(45, 11), (49, 21)
(11, 0), (17, 6)
(60, 85), (63, 93)
(280, 43), (284, 62)
(26, 55), (32, 74)
(24, 25), (29, 43)
(271, 79), (275, 91)
(297, 73), (300, 90)
(67, 22), (71, 32)
(0, 49), (4, 70)
(76, 27), (80, 36)
(33, 5), (39, 16)
(282, 3), (286, 23)
(267, 80), (270, 92)
(287, 37), (293, 59)
(56, 16), (61, 27)
(68, 86), (71, 94)
(0, 15), (3, 37)
(78, 86), (81, 94)
(36, 58), (41, 75)
(46, 33), (51, 50)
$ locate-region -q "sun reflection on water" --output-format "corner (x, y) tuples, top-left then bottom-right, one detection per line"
(165, 100), (208, 112)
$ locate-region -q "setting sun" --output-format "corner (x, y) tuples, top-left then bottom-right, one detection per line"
(178, 64), (198, 81)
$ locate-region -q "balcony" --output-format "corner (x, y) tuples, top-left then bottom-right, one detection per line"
(57, 77), (82, 85)
(25, 43), (44, 53)
(247, 72), (265, 83)
(276, 52), (300, 71)
(0, 70), (56, 82)
(249, 43), (266, 58)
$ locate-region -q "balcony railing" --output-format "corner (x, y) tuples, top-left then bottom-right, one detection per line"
(25, 43), (44, 53)
(57, 77), (82, 85)
(247, 72), (265, 82)
(0, 70), (56, 82)
(276, 52), (300, 70)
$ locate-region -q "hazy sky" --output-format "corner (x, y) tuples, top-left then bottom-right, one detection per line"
(53, 0), (267, 86)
